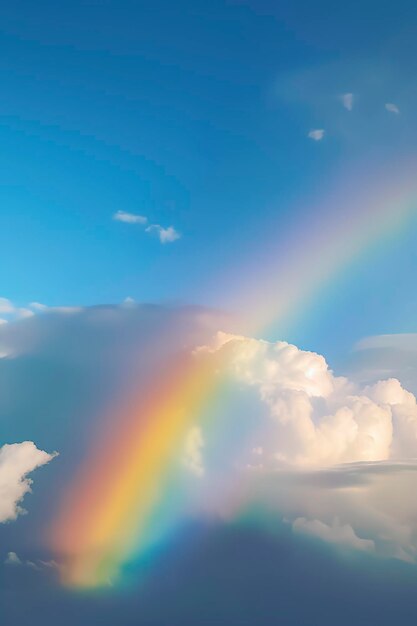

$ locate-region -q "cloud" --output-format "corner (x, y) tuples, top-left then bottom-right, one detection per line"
(29, 302), (48, 312)
(16, 308), (34, 319)
(385, 102), (400, 114)
(5, 551), (22, 565)
(346, 333), (417, 395)
(113, 210), (147, 224)
(3, 311), (417, 567)
(0, 297), (81, 325)
(293, 517), (375, 553)
(4, 550), (59, 572)
(0, 442), (57, 523)
(112, 211), (180, 243)
(341, 92), (354, 110)
(0, 298), (14, 314)
(191, 332), (417, 560)
(308, 129), (325, 141)
(145, 224), (181, 243)
(183, 427), (205, 477)
(202, 332), (417, 467)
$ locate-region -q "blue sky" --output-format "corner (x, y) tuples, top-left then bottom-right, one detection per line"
(2, 2), (417, 624)
(1, 0), (416, 360)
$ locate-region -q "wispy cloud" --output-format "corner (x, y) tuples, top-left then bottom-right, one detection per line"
(0, 298), (14, 314)
(4, 551), (59, 573)
(341, 92), (354, 110)
(385, 102), (400, 114)
(29, 302), (48, 312)
(308, 129), (325, 141)
(293, 518), (375, 553)
(183, 426), (205, 477)
(145, 224), (181, 243)
(113, 210), (147, 224)
(113, 212), (181, 243)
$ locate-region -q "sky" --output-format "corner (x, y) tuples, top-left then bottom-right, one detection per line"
(2, 1), (417, 624)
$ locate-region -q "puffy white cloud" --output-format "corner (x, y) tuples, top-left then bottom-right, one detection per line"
(308, 129), (325, 141)
(191, 332), (417, 560)
(145, 224), (181, 243)
(385, 102), (400, 114)
(341, 92), (354, 110)
(0, 442), (57, 523)
(183, 427), (205, 477)
(113, 210), (147, 224)
(201, 332), (417, 468)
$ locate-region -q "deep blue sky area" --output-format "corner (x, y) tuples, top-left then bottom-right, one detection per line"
(2, 2), (417, 624)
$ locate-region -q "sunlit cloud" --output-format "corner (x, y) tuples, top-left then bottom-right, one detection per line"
(0, 442), (57, 523)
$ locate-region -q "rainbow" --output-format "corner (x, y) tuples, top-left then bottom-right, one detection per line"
(50, 161), (417, 587)
(50, 351), (224, 587)
(223, 160), (417, 337)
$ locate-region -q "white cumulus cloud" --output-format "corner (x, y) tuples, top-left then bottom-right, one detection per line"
(0, 442), (57, 523)
(192, 331), (417, 561)
(203, 332), (417, 467)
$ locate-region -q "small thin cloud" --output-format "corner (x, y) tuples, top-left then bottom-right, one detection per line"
(341, 92), (354, 111)
(113, 211), (181, 243)
(122, 296), (136, 307)
(113, 210), (147, 225)
(308, 129), (325, 141)
(146, 224), (181, 244)
(4, 551), (60, 573)
(29, 302), (48, 312)
(183, 426), (205, 477)
(385, 102), (400, 114)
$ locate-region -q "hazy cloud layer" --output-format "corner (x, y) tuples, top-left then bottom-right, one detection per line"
(1, 311), (417, 568)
